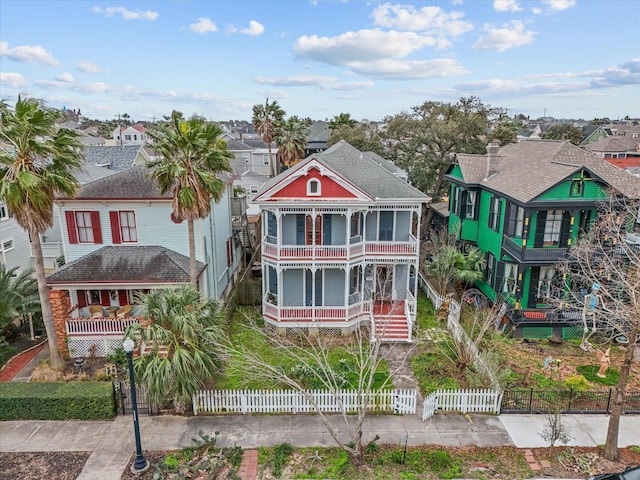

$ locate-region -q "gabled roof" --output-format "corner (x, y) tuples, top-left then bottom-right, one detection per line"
(307, 121), (330, 143)
(452, 139), (640, 202)
(84, 145), (142, 171)
(225, 138), (253, 151)
(255, 140), (428, 202)
(46, 246), (205, 285)
(63, 165), (170, 200)
(585, 136), (640, 153)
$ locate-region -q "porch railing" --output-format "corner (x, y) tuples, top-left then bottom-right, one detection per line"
(66, 317), (140, 335)
(264, 300), (370, 323)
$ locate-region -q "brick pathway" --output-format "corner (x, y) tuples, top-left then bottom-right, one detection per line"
(237, 449), (258, 480)
(523, 449), (551, 472)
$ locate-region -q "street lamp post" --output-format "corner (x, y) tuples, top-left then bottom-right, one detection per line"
(123, 337), (149, 473)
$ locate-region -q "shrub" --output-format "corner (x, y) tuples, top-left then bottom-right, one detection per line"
(0, 381), (116, 420)
(272, 443), (294, 478)
(563, 374), (590, 391)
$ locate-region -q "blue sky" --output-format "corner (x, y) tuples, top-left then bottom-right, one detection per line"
(1, 0), (638, 123)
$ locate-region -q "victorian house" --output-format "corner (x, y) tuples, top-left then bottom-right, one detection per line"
(445, 140), (640, 338)
(252, 141), (429, 342)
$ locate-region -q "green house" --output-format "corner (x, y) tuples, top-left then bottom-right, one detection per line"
(444, 139), (640, 338)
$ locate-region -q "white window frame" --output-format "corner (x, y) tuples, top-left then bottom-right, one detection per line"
(502, 262), (518, 295)
(543, 210), (563, 245)
(307, 179), (321, 196)
(515, 206), (525, 237)
(76, 211), (95, 243)
(118, 210), (138, 243)
(0, 202), (8, 221)
(243, 153), (250, 164)
(538, 266), (555, 300)
(1, 238), (14, 252)
(263, 154), (270, 165)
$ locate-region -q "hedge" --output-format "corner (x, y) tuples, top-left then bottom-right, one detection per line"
(0, 382), (116, 420)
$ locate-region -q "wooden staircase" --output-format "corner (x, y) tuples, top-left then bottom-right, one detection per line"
(372, 301), (411, 342)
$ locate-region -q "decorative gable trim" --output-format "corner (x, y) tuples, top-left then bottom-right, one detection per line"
(254, 158), (372, 202)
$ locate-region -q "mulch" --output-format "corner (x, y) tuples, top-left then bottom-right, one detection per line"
(0, 340), (47, 381)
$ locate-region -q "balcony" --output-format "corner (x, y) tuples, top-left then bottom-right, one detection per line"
(262, 237), (418, 262)
(502, 236), (567, 264)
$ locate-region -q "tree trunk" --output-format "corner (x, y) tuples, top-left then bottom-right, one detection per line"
(603, 328), (637, 461)
(188, 219), (197, 288)
(268, 142), (276, 177)
(31, 233), (63, 370)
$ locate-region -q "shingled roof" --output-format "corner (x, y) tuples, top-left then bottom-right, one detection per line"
(84, 145), (142, 171)
(46, 246), (205, 285)
(64, 165), (170, 200)
(258, 140), (428, 201)
(453, 140), (640, 202)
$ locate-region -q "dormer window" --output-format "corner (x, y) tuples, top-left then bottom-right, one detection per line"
(307, 179), (321, 196)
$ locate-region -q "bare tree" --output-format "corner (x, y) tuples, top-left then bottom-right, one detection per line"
(555, 194), (639, 461)
(219, 308), (412, 465)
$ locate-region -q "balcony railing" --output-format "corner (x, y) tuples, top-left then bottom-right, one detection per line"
(66, 317), (140, 336)
(263, 237), (417, 261)
(502, 236), (567, 264)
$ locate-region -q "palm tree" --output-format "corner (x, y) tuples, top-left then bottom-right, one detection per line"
(0, 265), (40, 334)
(146, 111), (232, 287)
(328, 112), (357, 130)
(124, 286), (225, 412)
(252, 98), (285, 177)
(276, 116), (308, 169)
(427, 245), (484, 297)
(0, 97), (83, 369)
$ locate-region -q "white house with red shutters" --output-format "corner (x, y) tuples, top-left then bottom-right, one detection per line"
(46, 165), (241, 357)
(252, 141), (429, 342)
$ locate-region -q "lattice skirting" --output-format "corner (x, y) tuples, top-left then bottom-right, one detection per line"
(68, 337), (123, 358)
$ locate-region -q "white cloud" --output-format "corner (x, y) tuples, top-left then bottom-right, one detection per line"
(56, 72), (74, 83)
(253, 74), (373, 90)
(542, 0), (576, 11)
(347, 58), (468, 79)
(493, 0), (522, 12)
(77, 61), (102, 73)
(371, 3), (473, 36)
(189, 17), (218, 34)
(241, 20), (265, 36)
(294, 29), (446, 66)
(473, 20), (536, 51)
(0, 41), (60, 66)
(92, 6), (158, 20)
(0, 72), (27, 88)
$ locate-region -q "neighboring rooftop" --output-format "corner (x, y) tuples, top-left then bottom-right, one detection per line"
(46, 245), (205, 285)
(453, 139), (640, 202)
(83, 145), (143, 171)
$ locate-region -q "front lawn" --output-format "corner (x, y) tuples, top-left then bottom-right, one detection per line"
(215, 307), (391, 391)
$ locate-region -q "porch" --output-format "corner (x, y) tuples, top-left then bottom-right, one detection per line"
(262, 238), (418, 261)
(262, 295), (414, 342)
(65, 316), (142, 358)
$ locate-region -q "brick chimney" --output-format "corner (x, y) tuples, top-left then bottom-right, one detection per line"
(485, 140), (501, 180)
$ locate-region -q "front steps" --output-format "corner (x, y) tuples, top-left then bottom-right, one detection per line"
(372, 301), (411, 342)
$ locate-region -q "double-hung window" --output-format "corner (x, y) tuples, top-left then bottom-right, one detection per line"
(485, 253), (496, 288)
(502, 262), (518, 295)
(543, 210), (563, 246)
(488, 197), (501, 231)
(110, 211), (137, 243)
(537, 266), (555, 300)
(0, 202), (8, 221)
(66, 211), (102, 244)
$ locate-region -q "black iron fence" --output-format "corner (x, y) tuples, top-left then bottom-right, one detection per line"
(113, 380), (158, 415)
(501, 388), (640, 414)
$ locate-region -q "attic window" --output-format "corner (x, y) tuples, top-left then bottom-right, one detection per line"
(307, 179), (321, 196)
(570, 180), (584, 197)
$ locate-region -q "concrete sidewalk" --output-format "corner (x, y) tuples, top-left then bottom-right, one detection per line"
(1, 412), (639, 480)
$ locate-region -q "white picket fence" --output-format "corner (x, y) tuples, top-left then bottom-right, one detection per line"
(422, 388), (503, 420)
(193, 388), (417, 416)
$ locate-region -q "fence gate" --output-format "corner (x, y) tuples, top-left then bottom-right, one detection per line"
(114, 381), (157, 415)
(422, 392), (438, 421)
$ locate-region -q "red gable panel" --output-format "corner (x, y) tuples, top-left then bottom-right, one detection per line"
(272, 168), (357, 199)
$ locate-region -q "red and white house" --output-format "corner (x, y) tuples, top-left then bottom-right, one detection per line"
(252, 141), (430, 342)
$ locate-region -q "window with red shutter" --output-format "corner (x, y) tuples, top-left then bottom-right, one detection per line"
(91, 211), (102, 244)
(110, 211), (122, 244)
(65, 211), (78, 244)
